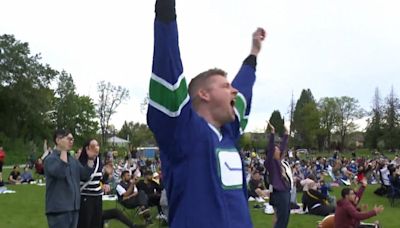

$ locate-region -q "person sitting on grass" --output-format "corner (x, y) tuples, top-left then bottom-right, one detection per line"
(248, 169), (269, 202)
(20, 166), (34, 183)
(8, 165), (22, 184)
(302, 181), (335, 216)
(116, 170), (152, 225)
(335, 180), (384, 228)
(137, 170), (164, 219)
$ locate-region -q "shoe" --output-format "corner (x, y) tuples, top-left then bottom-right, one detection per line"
(156, 213), (167, 220)
(248, 196), (255, 201)
(264, 205), (275, 215)
(291, 208), (306, 214)
(256, 197), (265, 203)
(264, 203), (274, 214)
(138, 208), (150, 215)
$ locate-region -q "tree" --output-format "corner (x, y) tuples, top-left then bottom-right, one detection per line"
(0, 34), (57, 142)
(318, 97), (339, 151)
(292, 89), (320, 149)
(268, 110), (285, 136)
(54, 71), (99, 145)
(117, 121), (155, 148)
(288, 91), (295, 137)
(55, 71), (77, 130)
(97, 81), (129, 146)
(365, 88), (384, 149)
(381, 87), (400, 151)
(73, 96), (99, 145)
(238, 132), (252, 151)
(335, 96), (364, 151)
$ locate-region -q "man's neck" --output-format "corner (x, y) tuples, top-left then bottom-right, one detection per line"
(196, 108), (222, 129)
(55, 147), (67, 153)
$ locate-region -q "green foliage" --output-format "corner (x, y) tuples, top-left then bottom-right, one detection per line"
(268, 110), (285, 136)
(335, 96), (365, 150)
(293, 89), (320, 149)
(318, 97), (339, 151)
(0, 34), (100, 163)
(238, 132), (253, 150)
(117, 121), (156, 148)
(54, 71), (99, 146)
(381, 87), (400, 151)
(0, 34), (57, 152)
(365, 88), (384, 149)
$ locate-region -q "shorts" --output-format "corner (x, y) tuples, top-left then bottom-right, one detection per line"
(0, 161), (3, 172)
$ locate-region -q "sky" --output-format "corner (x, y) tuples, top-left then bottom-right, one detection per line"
(1, 0), (400, 132)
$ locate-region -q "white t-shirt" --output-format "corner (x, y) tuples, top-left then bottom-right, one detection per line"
(116, 184), (138, 196)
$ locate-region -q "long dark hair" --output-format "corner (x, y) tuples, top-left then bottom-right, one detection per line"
(79, 138), (102, 170)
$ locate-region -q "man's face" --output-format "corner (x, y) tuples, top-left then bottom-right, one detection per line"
(346, 190), (357, 203)
(252, 172), (261, 180)
(123, 173), (131, 182)
(56, 133), (74, 151)
(274, 146), (281, 160)
(205, 75), (238, 125)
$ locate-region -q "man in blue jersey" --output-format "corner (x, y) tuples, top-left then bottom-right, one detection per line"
(147, 0), (266, 227)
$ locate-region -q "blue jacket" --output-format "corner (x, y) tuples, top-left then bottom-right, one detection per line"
(147, 1), (257, 227)
(44, 150), (91, 214)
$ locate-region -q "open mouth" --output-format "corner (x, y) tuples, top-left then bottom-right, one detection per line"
(230, 99), (235, 108)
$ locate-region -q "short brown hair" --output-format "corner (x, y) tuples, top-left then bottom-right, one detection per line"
(188, 68), (227, 104)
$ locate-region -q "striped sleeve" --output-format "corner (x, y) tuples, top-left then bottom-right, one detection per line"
(230, 55), (257, 136)
(147, 0), (192, 146)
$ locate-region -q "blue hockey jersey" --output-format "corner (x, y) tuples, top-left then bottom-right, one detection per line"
(147, 1), (257, 227)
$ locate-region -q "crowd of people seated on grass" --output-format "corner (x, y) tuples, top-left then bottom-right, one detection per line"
(243, 146), (399, 226)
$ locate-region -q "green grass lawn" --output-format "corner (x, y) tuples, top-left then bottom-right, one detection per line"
(1, 168), (400, 227)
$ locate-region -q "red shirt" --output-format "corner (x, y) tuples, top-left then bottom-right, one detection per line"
(334, 186), (376, 228)
(0, 149), (6, 162)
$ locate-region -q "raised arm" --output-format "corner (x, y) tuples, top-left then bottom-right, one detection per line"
(280, 126), (289, 156)
(147, 0), (191, 142)
(230, 28), (266, 135)
(44, 155), (67, 179)
(266, 122), (275, 162)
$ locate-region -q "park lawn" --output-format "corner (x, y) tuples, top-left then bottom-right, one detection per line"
(1, 167), (400, 227)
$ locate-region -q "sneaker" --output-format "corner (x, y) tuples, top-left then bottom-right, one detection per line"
(138, 208), (150, 215)
(256, 197), (265, 203)
(264, 203), (274, 214)
(156, 213), (167, 220)
(248, 196), (255, 201)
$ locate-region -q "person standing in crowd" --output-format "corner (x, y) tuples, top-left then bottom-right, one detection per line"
(265, 122), (291, 228)
(147, 0), (266, 227)
(0, 146), (6, 186)
(44, 129), (92, 228)
(77, 138), (103, 228)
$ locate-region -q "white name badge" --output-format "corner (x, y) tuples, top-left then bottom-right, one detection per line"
(217, 150), (243, 189)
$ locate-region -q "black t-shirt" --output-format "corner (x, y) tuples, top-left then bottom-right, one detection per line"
(248, 178), (264, 197)
(137, 180), (162, 196)
(9, 170), (20, 180)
